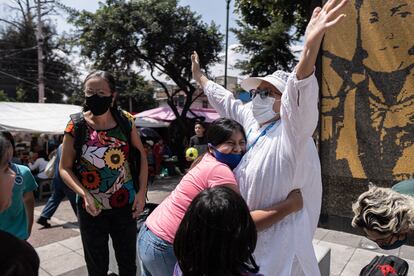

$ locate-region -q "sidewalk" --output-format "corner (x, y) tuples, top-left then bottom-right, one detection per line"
(29, 177), (414, 276)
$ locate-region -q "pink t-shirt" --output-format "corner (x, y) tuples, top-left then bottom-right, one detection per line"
(146, 154), (237, 243)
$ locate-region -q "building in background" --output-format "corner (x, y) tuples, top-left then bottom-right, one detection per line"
(151, 75), (244, 109)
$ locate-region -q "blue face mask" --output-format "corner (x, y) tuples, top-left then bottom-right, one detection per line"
(209, 144), (243, 170)
(378, 236), (408, 250)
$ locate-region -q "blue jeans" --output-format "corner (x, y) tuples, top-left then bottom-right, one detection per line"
(40, 178), (77, 219)
(137, 224), (176, 276)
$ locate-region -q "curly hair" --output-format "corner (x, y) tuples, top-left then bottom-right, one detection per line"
(352, 184), (414, 234)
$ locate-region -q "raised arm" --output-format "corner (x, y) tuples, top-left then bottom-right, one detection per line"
(192, 51), (251, 125)
(281, 0), (349, 149)
(296, 0), (349, 80)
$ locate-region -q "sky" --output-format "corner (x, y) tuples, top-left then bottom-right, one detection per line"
(0, 0), (239, 44)
(0, 0), (246, 80)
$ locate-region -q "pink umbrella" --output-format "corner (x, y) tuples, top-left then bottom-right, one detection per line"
(136, 106), (220, 123)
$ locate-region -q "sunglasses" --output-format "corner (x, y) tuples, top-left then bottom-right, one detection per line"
(249, 89), (270, 99)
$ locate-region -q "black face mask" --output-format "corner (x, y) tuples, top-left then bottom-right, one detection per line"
(85, 94), (113, 116)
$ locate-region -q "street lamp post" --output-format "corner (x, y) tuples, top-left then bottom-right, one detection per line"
(224, 0), (230, 89)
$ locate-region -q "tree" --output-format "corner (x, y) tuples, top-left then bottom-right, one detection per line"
(68, 0), (223, 135)
(233, 0), (320, 76)
(0, 0), (80, 103)
(0, 90), (12, 101)
(115, 72), (157, 113)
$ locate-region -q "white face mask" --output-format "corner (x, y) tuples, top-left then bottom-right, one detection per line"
(251, 95), (279, 124)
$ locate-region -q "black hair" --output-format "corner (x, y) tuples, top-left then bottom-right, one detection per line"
(189, 118), (246, 169)
(83, 70), (116, 92)
(0, 131), (15, 152)
(0, 230), (40, 276)
(174, 186), (259, 276)
(37, 150), (48, 160)
(82, 70), (118, 112)
(0, 136), (12, 167)
(194, 120), (205, 129)
(206, 118), (246, 147)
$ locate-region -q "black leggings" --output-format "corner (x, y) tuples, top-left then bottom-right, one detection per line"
(78, 203), (137, 276)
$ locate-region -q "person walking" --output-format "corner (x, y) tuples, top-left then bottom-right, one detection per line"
(37, 144), (77, 228)
(0, 132), (37, 240)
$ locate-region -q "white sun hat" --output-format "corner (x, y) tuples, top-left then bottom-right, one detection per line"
(241, 70), (290, 94)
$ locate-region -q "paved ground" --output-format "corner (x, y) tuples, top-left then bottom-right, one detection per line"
(27, 176), (414, 276)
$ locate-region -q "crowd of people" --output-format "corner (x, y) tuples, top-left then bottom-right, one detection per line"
(1, 0), (413, 275)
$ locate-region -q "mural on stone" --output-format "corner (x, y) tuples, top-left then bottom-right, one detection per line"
(321, 0), (414, 181)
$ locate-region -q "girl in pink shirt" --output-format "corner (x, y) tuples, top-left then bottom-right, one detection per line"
(138, 118), (303, 276)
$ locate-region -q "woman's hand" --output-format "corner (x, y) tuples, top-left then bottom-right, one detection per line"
(304, 0), (349, 46)
(286, 189), (303, 213)
(84, 193), (101, 217)
(296, 0), (349, 79)
(132, 191), (146, 219)
(191, 51), (203, 84)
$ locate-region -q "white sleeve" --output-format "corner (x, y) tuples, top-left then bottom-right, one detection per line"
(279, 70), (319, 182)
(281, 69), (319, 142)
(203, 80), (251, 126)
(28, 159), (40, 171)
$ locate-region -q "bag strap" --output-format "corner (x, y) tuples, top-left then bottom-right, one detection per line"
(70, 112), (87, 166)
(110, 107), (132, 144)
(110, 107), (140, 193)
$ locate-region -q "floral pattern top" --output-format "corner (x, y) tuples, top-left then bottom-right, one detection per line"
(64, 111), (136, 210)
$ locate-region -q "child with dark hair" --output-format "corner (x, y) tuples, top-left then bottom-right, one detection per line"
(0, 136), (39, 276)
(0, 135), (15, 212)
(0, 132), (37, 240)
(138, 118), (302, 276)
(174, 186), (263, 276)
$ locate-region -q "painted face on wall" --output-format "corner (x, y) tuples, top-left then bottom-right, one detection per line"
(360, 0), (414, 72)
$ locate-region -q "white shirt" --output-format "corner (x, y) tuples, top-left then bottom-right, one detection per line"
(28, 157), (49, 179)
(203, 71), (322, 276)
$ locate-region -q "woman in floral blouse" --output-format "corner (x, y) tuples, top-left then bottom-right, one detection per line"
(60, 71), (148, 276)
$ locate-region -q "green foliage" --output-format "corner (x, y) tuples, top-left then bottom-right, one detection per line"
(15, 85), (26, 102)
(234, 0), (315, 76)
(0, 0), (80, 103)
(0, 90), (12, 101)
(69, 0), (223, 122)
(113, 71), (157, 113)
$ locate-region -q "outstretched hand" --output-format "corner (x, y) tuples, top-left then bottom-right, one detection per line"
(296, 0), (349, 79)
(305, 0), (349, 45)
(191, 51), (203, 84)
